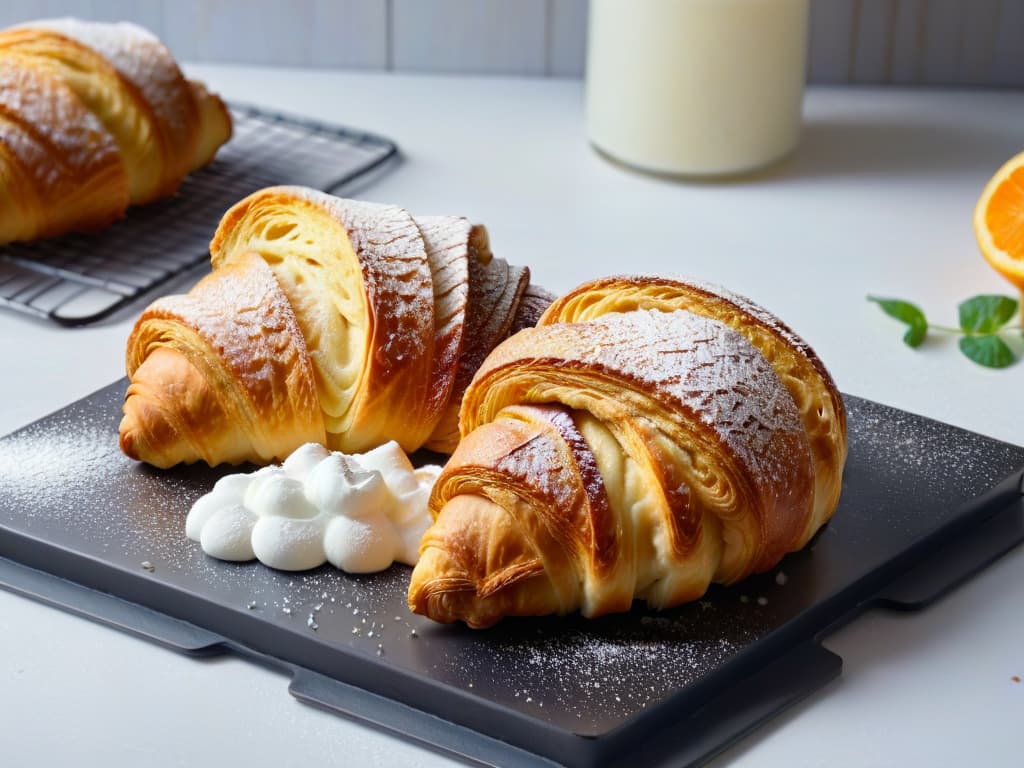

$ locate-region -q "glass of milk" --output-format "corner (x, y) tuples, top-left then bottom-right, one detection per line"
(585, 0), (811, 178)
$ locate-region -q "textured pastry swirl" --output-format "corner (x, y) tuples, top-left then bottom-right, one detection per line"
(408, 276), (847, 628)
(119, 186), (550, 467)
(0, 18), (231, 244)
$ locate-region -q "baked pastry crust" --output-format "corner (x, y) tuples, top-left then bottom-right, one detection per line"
(121, 251), (324, 468)
(0, 18), (231, 243)
(425, 246), (529, 453)
(540, 274), (847, 549)
(409, 276), (847, 628)
(121, 187), (548, 467)
(210, 186), (439, 453)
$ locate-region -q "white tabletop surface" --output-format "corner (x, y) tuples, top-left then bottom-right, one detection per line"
(2, 66), (1023, 766)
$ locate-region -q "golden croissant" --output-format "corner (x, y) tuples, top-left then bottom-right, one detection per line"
(408, 275), (847, 628)
(0, 18), (232, 244)
(119, 186), (549, 468)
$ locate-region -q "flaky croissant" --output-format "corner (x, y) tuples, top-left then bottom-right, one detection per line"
(408, 276), (847, 628)
(120, 186), (548, 468)
(0, 18), (231, 244)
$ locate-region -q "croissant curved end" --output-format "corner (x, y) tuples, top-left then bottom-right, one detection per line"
(410, 280), (847, 628)
(0, 19), (231, 243)
(119, 384), (197, 470)
(119, 394), (188, 469)
(409, 493), (561, 628)
(119, 345), (246, 468)
(188, 79), (232, 171)
(407, 555), (487, 628)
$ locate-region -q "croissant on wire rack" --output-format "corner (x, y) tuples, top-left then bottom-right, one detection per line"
(119, 185), (552, 468)
(0, 18), (232, 244)
(408, 275), (848, 628)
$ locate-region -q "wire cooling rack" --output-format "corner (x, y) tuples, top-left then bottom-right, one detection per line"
(0, 104), (399, 326)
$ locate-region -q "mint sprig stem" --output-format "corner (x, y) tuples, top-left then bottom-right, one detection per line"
(868, 294), (1022, 369)
(927, 323), (1024, 334)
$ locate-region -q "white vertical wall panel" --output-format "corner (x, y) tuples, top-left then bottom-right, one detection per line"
(160, 0), (199, 61)
(809, 0), (856, 83)
(846, 0), (1019, 87)
(919, 0), (963, 85)
(0, 1), (56, 29)
(889, 0), (927, 84)
(0, 0), (1017, 86)
(992, 0), (1024, 87)
(391, 0), (547, 75)
(86, 0), (164, 32)
(0, 0), (164, 38)
(310, 0), (388, 69)
(959, 0), (1000, 85)
(0, 0), (99, 28)
(548, 0), (588, 77)
(850, 0), (896, 83)
(163, 0), (316, 66)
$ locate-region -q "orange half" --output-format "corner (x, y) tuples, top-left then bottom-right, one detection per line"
(975, 150), (1024, 292)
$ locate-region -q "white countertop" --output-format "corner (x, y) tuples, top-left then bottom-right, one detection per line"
(1, 66), (1022, 766)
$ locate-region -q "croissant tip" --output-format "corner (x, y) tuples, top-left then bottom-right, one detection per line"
(407, 577), (503, 630)
(117, 408), (142, 458)
(118, 428), (139, 461)
(117, 399), (182, 469)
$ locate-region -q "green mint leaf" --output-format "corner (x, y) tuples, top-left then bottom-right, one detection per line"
(867, 296), (928, 348)
(903, 322), (927, 347)
(958, 295), (1018, 334)
(958, 335), (1017, 368)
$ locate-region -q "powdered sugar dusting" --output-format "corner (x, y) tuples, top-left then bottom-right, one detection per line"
(412, 214), (472, 417)
(475, 406), (616, 571)
(278, 186), (434, 383)
(673, 275), (837, 388)
(29, 17), (198, 177)
(490, 421), (581, 517)
(457, 255), (529, 392)
(542, 407), (617, 574)
(544, 408), (612, 531)
(26, 18), (162, 73)
(421, 598), (768, 733)
(0, 58), (124, 237)
(478, 309), (808, 497)
(2, 382), (1023, 740)
(428, 253), (531, 450)
(129, 252), (323, 459)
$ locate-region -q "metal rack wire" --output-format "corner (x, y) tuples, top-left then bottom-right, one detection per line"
(0, 104), (400, 326)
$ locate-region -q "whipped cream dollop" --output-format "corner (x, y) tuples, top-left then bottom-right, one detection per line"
(186, 442), (442, 573)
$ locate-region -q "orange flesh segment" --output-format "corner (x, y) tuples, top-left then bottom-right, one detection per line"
(987, 166), (1024, 259)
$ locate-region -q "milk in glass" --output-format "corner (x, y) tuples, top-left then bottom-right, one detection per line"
(586, 0), (810, 177)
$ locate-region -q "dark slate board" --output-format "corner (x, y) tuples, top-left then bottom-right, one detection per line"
(1, 380), (1022, 768)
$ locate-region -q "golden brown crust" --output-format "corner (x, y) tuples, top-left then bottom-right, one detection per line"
(414, 215), (474, 452)
(0, 19), (231, 244)
(460, 257), (530, 376)
(410, 494), (560, 629)
(120, 347), (234, 469)
(0, 55), (127, 242)
(426, 242), (528, 453)
(187, 79), (232, 172)
(411, 278), (846, 627)
(124, 187), (535, 468)
(506, 283), (557, 337)
(27, 18), (200, 191)
(541, 274), (847, 546)
(121, 252), (324, 467)
(412, 403), (632, 627)
(209, 186), (438, 453)
(475, 310), (818, 561)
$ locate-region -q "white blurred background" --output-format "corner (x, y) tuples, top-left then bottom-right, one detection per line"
(0, 0), (1020, 85)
